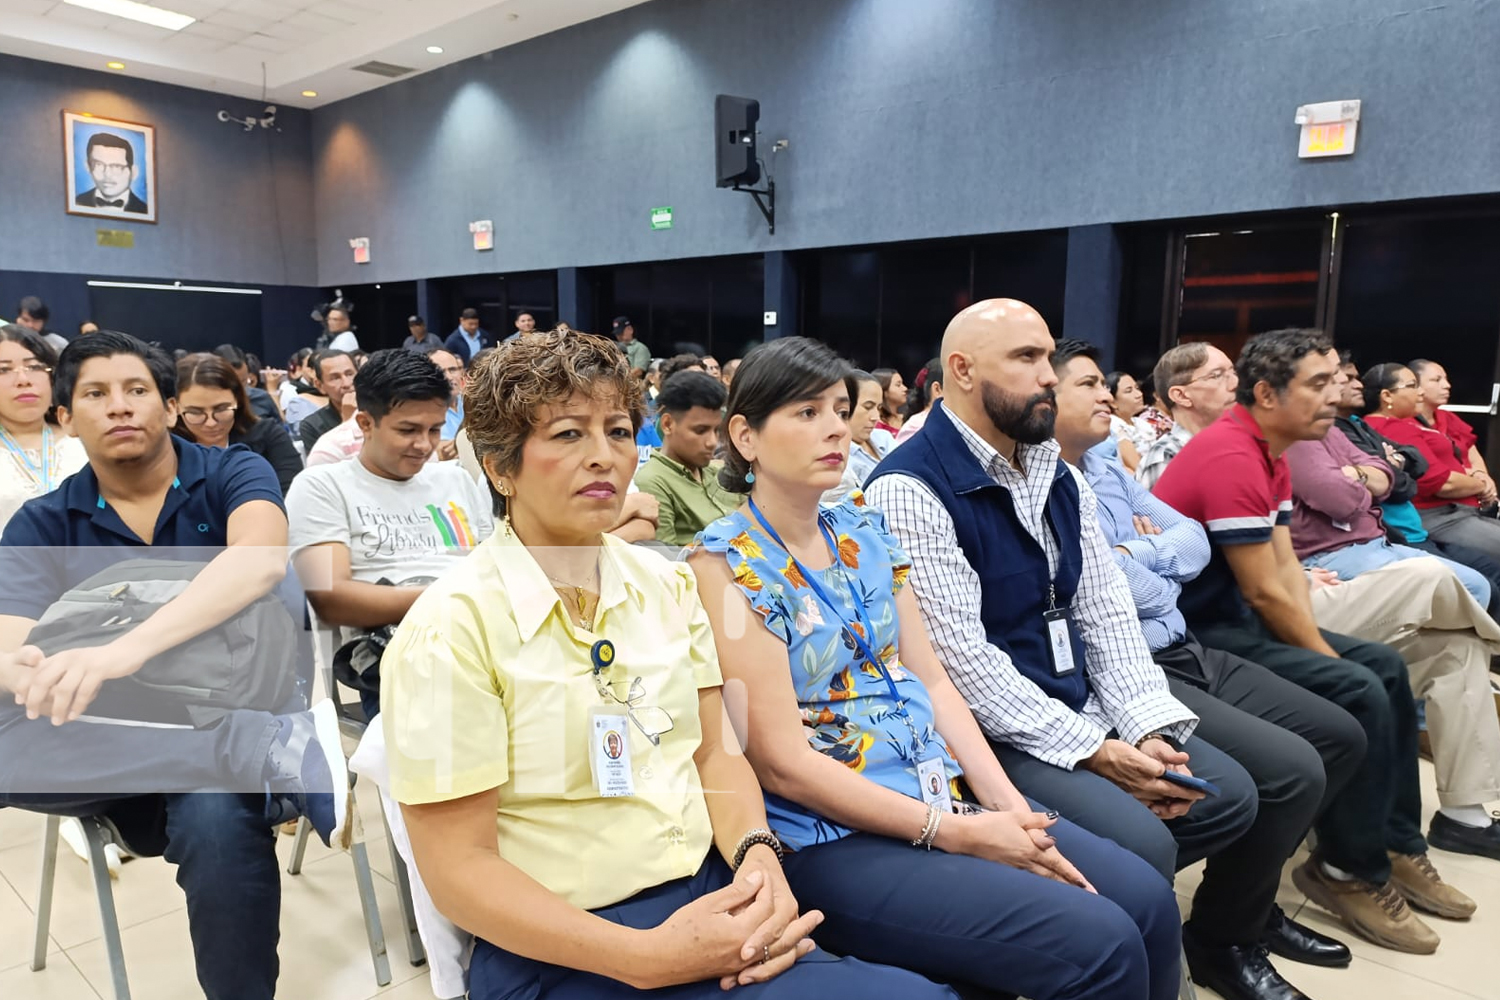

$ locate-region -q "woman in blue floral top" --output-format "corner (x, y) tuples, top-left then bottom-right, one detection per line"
(688, 337), (1182, 1000)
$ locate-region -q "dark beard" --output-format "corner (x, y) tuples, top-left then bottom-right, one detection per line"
(980, 381), (1056, 445)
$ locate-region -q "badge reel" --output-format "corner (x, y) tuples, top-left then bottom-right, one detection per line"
(587, 639), (635, 798)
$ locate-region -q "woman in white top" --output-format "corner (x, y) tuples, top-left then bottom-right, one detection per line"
(0, 325), (86, 529)
(822, 370), (894, 503)
(1104, 370), (1150, 473)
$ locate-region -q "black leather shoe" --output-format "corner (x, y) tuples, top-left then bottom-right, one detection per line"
(1261, 905), (1352, 967)
(1183, 936), (1312, 1000)
(1428, 811), (1500, 861)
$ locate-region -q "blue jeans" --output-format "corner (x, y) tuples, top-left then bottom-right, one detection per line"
(1304, 537), (1492, 608)
(468, 855), (956, 999)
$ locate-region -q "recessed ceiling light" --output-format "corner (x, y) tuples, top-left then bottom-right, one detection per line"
(63, 0), (195, 31)
(106, 61), (126, 70)
(426, 45), (443, 54)
(301, 90), (318, 98)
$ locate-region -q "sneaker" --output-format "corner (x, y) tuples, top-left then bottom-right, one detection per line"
(1389, 850), (1477, 919)
(1291, 858), (1439, 954)
(263, 700), (351, 850)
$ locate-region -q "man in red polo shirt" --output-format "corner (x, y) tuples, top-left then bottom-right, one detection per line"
(1155, 329), (1475, 956)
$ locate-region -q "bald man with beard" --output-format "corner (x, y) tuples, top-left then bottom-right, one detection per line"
(866, 301), (1340, 1000)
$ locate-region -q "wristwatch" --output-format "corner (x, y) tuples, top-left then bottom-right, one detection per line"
(1135, 731), (1180, 752)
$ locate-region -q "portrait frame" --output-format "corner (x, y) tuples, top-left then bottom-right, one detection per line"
(62, 110), (158, 225)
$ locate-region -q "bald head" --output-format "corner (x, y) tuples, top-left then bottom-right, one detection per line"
(939, 298), (1059, 449)
(941, 298), (1050, 374)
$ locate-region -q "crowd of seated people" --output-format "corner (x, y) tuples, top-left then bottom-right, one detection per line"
(7, 289), (1500, 1000)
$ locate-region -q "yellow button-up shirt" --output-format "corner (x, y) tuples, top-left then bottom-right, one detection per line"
(381, 528), (722, 911)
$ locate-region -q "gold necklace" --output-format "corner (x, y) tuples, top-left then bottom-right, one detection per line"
(545, 570), (600, 631)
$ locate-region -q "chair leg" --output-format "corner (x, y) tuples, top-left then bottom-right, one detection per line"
(379, 805), (426, 967)
(1179, 943), (1198, 1000)
(31, 814), (60, 972)
(82, 819), (132, 1000)
(344, 801), (391, 986)
(350, 839), (392, 987)
(286, 816), (311, 876)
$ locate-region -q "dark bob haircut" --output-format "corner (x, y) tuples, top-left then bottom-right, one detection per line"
(720, 337), (856, 493)
(53, 330), (176, 409)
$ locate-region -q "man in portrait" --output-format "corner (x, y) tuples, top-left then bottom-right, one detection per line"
(75, 132), (148, 213)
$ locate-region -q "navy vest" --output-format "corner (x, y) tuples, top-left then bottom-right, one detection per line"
(867, 403), (1092, 711)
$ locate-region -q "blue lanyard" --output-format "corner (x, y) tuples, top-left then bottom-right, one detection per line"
(747, 499), (906, 710)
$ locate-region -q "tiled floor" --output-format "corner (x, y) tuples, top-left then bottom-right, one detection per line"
(1, 761), (1495, 1000)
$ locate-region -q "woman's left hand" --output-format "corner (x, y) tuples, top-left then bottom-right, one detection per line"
(725, 844), (818, 988)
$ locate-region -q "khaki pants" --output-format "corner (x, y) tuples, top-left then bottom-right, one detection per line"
(1313, 556), (1500, 808)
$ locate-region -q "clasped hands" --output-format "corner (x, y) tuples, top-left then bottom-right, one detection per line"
(1, 641), (143, 726)
(1083, 736), (1203, 820)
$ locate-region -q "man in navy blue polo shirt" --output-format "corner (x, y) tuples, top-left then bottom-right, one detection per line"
(0, 332), (348, 1000)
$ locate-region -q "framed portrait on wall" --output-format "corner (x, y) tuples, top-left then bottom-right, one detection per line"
(62, 111), (157, 224)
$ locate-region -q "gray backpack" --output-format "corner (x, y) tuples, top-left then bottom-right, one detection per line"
(26, 559), (303, 725)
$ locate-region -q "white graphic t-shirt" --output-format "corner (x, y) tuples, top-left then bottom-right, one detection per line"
(288, 457), (495, 589)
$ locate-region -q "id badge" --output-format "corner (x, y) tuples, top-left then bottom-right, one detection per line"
(916, 756), (954, 813)
(588, 708), (635, 798)
(1043, 608), (1077, 677)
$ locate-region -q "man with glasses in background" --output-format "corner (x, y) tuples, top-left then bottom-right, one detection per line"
(74, 133), (148, 214)
(1136, 343), (1239, 489)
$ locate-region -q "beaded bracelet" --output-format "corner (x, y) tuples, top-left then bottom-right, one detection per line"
(910, 804), (942, 849)
(731, 828), (784, 870)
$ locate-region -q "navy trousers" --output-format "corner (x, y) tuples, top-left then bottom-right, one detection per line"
(467, 855), (958, 1000)
(780, 815), (1181, 1000)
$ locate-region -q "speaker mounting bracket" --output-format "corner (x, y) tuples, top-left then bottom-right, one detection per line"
(732, 178), (776, 235)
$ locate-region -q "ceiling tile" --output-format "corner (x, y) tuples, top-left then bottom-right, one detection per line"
(204, 9), (273, 32)
(237, 31), (298, 53)
(255, 18), (310, 40)
(308, 1), (368, 26)
(159, 31), (230, 55)
(9, 0), (57, 16)
(283, 8), (347, 34)
(223, 0), (301, 16)
(181, 19), (243, 41)
(160, 0), (230, 19)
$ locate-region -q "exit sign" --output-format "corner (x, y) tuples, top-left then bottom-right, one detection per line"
(651, 206), (674, 230)
(1296, 99), (1360, 159)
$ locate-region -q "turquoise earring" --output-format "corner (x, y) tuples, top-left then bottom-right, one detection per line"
(745, 470), (756, 484)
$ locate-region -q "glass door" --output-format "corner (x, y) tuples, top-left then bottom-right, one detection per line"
(1167, 221), (1332, 360)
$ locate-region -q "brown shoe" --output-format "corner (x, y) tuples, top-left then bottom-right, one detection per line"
(1292, 858), (1440, 954)
(1389, 851), (1477, 919)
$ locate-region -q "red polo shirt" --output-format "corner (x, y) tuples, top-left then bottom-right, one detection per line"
(1153, 404), (1293, 626)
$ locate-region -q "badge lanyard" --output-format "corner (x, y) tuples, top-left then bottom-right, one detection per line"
(747, 499), (924, 750)
(0, 424), (54, 494)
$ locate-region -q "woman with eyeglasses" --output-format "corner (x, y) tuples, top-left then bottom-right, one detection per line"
(687, 337), (1180, 1000)
(0, 324), (86, 528)
(1364, 362), (1500, 563)
(173, 354), (302, 495)
(379, 331), (953, 1000)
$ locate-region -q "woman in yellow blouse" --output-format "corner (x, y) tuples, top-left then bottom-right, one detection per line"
(380, 331), (954, 1000)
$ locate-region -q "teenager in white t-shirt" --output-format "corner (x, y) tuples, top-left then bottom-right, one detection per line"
(287, 351), (494, 714)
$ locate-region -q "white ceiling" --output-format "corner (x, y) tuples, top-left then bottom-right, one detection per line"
(0, 0), (652, 107)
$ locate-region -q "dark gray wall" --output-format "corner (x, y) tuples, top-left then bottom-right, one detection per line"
(0, 54), (317, 286)
(311, 0), (1500, 286)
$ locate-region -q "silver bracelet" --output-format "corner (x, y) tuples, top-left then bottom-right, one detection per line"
(910, 804), (941, 849)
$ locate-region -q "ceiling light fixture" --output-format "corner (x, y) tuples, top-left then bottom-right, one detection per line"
(301, 90), (318, 98)
(64, 0), (195, 31)
(426, 45), (443, 54)
(106, 61), (126, 69)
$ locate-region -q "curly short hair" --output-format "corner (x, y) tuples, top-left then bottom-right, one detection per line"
(464, 330), (645, 512)
(1235, 328), (1333, 406)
